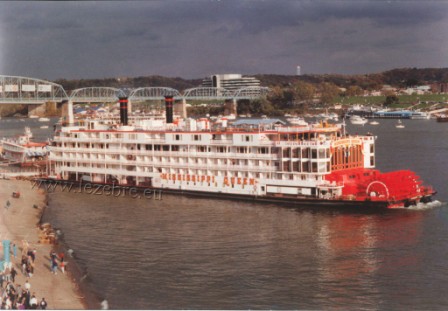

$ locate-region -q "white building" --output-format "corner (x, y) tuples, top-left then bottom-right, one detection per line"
(201, 74), (260, 91)
(296, 66), (301, 76)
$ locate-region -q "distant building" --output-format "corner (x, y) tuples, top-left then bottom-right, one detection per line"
(201, 74), (260, 91)
(401, 85), (431, 95)
(296, 66), (301, 76)
(381, 85), (397, 95)
(430, 83), (448, 93)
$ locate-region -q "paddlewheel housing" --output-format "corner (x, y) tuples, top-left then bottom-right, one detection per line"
(325, 168), (435, 207)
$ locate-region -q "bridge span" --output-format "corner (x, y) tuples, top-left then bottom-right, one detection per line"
(0, 75), (270, 117)
(0, 75), (68, 104)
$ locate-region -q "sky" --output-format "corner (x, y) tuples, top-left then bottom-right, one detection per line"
(0, 1), (447, 81)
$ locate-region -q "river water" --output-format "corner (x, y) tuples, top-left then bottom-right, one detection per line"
(2, 117), (448, 309)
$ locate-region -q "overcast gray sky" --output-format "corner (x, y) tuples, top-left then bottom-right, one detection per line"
(0, 1), (447, 81)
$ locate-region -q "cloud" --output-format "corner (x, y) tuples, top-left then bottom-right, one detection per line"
(0, 1), (447, 80)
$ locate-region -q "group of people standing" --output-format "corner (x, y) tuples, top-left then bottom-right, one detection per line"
(0, 278), (47, 309)
(49, 251), (65, 275)
(0, 241), (68, 309)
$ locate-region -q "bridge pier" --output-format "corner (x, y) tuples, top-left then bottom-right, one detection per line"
(174, 99), (187, 119)
(60, 100), (74, 125)
(28, 103), (45, 117)
(224, 99), (237, 116)
(27, 101), (58, 117)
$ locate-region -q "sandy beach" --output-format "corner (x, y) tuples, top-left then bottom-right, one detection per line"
(0, 178), (88, 309)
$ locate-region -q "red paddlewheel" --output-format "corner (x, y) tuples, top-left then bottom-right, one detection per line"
(366, 181), (389, 199)
(325, 168), (433, 202)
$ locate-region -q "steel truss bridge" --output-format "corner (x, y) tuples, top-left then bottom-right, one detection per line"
(0, 75), (68, 104)
(0, 75), (270, 104)
(69, 86), (270, 103)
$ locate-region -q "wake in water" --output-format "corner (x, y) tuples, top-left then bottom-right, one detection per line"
(403, 200), (444, 211)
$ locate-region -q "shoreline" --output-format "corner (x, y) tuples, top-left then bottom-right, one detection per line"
(43, 208), (104, 310)
(0, 178), (101, 310)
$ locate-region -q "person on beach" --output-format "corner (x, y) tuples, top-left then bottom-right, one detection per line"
(21, 256), (27, 275)
(39, 297), (47, 310)
(4, 265), (11, 282)
(12, 243), (17, 259)
(27, 250), (35, 263)
(60, 261), (65, 274)
(24, 280), (30, 292)
(5, 296), (12, 309)
(50, 251), (57, 264)
(5, 200), (10, 209)
(24, 289), (31, 309)
(30, 293), (37, 309)
(51, 258), (58, 275)
(16, 284), (22, 299)
(10, 267), (17, 283)
(26, 259), (33, 278)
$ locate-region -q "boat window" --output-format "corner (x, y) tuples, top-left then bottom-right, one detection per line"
(302, 148), (309, 158)
(318, 149), (326, 159)
(242, 135), (252, 142)
(302, 162), (310, 172)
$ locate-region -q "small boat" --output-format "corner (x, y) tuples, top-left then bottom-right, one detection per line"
(40, 125), (49, 129)
(396, 120), (405, 128)
(287, 117), (308, 126)
(38, 117), (50, 122)
(436, 114), (448, 122)
(349, 115), (368, 125)
(369, 120), (379, 125)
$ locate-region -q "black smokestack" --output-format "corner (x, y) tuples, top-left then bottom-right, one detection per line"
(119, 96), (128, 125)
(165, 96), (174, 124)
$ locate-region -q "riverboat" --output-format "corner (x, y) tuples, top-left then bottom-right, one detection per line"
(1, 127), (49, 166)
(44, 97), (436, 209)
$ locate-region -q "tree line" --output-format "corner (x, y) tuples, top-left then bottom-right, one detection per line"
(52, 67), (448, 116)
